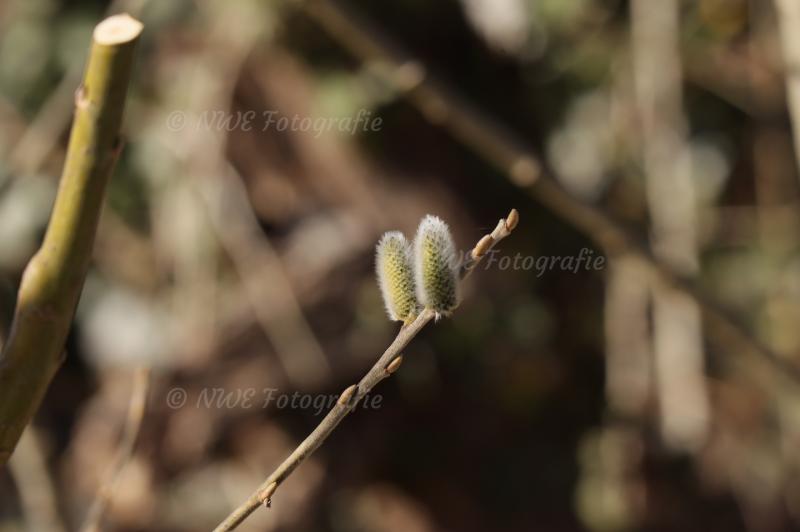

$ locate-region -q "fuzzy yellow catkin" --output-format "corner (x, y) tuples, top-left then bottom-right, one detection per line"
(414, 215), (459, 317)
(376, 231), (419, 323)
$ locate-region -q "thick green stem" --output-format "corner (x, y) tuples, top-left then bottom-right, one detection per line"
(0, 14), (143, 466)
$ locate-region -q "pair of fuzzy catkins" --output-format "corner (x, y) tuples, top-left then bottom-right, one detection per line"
(376, 215), (460, 323)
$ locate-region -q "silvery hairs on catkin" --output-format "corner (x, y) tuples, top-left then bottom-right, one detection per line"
(375, 231), (419, 323)
(414, 215), (460, 318)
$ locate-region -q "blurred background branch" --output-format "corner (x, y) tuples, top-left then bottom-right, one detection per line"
(298, 0), (793, 383)
(775, 0), (800, 177)
(2, 0), (800, 530)
(8, 428), (68, 532)
(630, 0), (709, 452)
(80, 366), (150, 532)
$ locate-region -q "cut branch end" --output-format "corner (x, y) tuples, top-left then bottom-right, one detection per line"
(93, 14), (143, 45)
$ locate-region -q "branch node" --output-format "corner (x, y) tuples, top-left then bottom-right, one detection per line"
(472, 235), (494, 259)
(509, 157), (539, 186)
(394, 61), (426, 91)
(111, 136), (125, 159)
(337, 384), (358, 406)
(257, 482), (277, 508)
(75, 85), (89, 109)
(385, 355), (404, 375)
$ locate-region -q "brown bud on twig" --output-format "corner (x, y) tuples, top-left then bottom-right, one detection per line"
(258, 482), (277, 508)
(337, 385), (358, 406)
(472, 235), (494, 259)
(506, 208), (519, 231)
(385, 355), (404, 375)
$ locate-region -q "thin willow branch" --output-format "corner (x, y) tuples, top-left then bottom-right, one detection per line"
(0, 14), (143, 466)
(197, 164), (332, 388)
(631, 0), (709, 450)
(296, 0), (798, 382)
(213, 209), (518, 532)
(8, 428), (68, 532)
(775, 0), (800, 178)
(80, 367), (150, 532)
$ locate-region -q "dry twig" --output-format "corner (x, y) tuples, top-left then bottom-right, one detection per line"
(8, 428), (68, 532)
(630, 0), (709, 450)
(80, 367), (151, 532)
(775, 0), (800, 177)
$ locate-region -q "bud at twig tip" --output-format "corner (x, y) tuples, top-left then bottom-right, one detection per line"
(506, 209), (519, 231)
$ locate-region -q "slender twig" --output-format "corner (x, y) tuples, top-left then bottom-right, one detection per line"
(153, 1), (333, 387)
(775, 0), (800, 178)
(296, 0), (798, 382)
(8, 427), (68, 532)
(0, 14), (143, 466)
(631, 0), (709, 450)
(79, 367), (150, 532)
(213, 209), (518, 532)
(197, 164), (332, 387)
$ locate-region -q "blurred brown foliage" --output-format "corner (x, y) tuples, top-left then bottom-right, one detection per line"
(2, 0), (800, 531)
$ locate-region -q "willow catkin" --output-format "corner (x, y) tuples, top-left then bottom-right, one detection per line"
(414, 215), (459, 317)
(375, 231), (419, 323)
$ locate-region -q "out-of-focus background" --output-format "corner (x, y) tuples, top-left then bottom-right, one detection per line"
(2, 0), (800, 530)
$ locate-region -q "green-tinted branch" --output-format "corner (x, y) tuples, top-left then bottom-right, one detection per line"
(0, 14), (143, 466)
